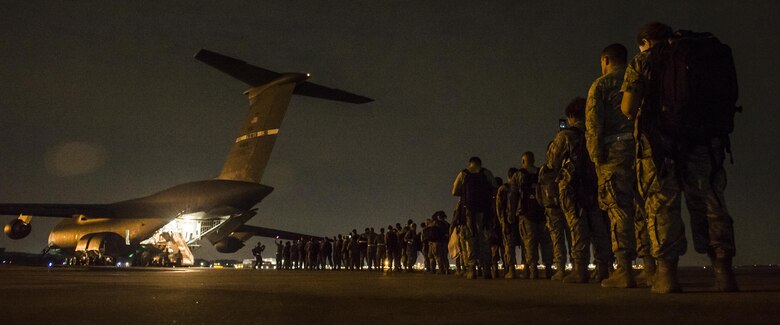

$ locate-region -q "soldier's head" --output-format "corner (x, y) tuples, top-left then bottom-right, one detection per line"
(388, 224), (394, 230)
(495, 177), (503, 187)
(565, 97), (586, 124)
(407, 219), (414, 226)
(411, 223), (417, 230)
(396, 223), (402, 230)
(521, 152), (535, 169)
(421, 222), (426, 228)
(338, 234), (342, 239)
(600, 43), (627, 75)
(468, 156), (482, 169)
(380, 228), (385, 234)
(637, 22), (672, 52)
(508, 167), (518, 179)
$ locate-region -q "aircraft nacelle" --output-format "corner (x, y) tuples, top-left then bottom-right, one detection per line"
(4, 218), (32, 240)
(214, 236), (244, 253)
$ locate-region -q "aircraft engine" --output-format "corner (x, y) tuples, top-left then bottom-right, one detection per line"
(215, 236), (244, 253)
(4, 218), (32, 240)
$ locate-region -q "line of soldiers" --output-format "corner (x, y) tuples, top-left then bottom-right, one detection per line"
(270, 214), (453, 273)
(449, 22), (739, 294)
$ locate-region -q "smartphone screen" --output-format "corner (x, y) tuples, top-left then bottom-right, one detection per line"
(559, 119), (567, 130)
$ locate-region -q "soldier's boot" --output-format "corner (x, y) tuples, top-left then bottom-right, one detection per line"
(483, 264), (494, 279)
(595, 262), (611, 282)
(563, 260), (589, 284)
(528, 264), (539, 280)
(504, 266), (516, 279)
(465, 265), (477, 280)
(550, 263), (566, 281)
(544, 265), (553, 279)
(518, 265), (530, 279)
(601, 256), (636, 288)
(712, 256), (739, 292)
(634, 257), (656, 287)
(651, 257), (682, 294)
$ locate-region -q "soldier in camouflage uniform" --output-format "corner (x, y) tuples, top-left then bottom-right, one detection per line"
(585, 43), (645, 288)
(496, 167), (519, 278)
(537, 154), (571, 281)
(621, 22), (738, 293)
(546, 98), (612, 284)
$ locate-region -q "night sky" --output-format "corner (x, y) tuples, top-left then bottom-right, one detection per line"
(1, 1), (778, 266)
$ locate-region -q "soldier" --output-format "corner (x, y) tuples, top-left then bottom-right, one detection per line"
(512, 152), (553, 279)
(538, 153), (571, 281)
(348, 230), (361, 271)
(397, 223), (407, 270)
(452, 156), (498, 279)
(420, 222), (431, 272)
(366, 228), (377, 271)
(585, 43), (642, 288)
(433, 211), (451, 275)
(298, 237), (306, 270)
(546, 98), (612, 284)
(387, 224), (401, 271)
(322, 238), (333, 269)
(376, 228), (387, 270)
(496, 168), (519, 278)
(251, 242), (265, 270)
(358, 228), (369, 270)
(621, 22), (739, 293)
(405, 223), (419, 272)
(334, 235), (344, 270)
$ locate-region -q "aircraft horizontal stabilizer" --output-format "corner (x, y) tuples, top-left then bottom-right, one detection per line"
(234, 224), (323, 241)
(194, 49), (373, 104)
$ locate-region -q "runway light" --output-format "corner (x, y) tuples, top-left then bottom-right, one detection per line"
(47, 262), (53, 267)
(125, 262), (131, 267)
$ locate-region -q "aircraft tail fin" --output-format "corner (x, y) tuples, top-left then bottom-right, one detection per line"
(195, 49), (372, 184)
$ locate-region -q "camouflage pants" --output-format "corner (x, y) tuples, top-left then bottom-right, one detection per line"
(460, 210), (494, 269)
(634, 199), (652, 258)
(637, 135), (736, 259)
(596, 139), (639, 260)
(545, 207), (570, 266)
(520, 217), (553, 267)
(560, 183), (611, 264)
(500, 219), (520, 268)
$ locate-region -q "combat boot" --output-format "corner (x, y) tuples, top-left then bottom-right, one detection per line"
(465, 265), (477, 280)
(544, 265), (553, 279)
(563, 260), (589, 284)
(518, 265), (530, 279)
(712, 256), (739, 292)
(595, 262), (611, 282)
(504, 266), (516, 279)
(550, 263), (566, 281)
(651, 257), (681, 294)
(483, 264), (494, 280)
(634, 257), (656, 287)
(601, 256), (636, 288)
(528, 264), (539, 280)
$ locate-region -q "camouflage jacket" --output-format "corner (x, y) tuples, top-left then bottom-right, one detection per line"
(586, 66), (632, 164)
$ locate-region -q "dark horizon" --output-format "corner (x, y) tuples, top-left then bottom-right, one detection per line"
(1, 1), (778, 266)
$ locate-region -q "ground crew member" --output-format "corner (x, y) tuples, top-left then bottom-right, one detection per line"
(252, 242), (265, 269)
(452, 156), (498, 279)
(621, 22), (738, 293)
(275, 238), (283, 269)
(585, 43), (641, 288)
(283, 241), (292, 269)
(546, 98), (612, 283)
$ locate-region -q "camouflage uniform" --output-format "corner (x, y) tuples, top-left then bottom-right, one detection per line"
(623, 51), (736, 261)
(538, 164), (571, 277)
(495, 181), (519, 275)
(585, 66), (640, 263)
(453, 168), (498, 278)
(546, 121), (612, 268)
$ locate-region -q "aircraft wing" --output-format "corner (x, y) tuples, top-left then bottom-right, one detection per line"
(0, 204), (114, 218)
(233, 224), (324, 241)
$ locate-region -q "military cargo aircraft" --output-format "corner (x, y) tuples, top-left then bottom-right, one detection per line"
(0, 49), (372, 266)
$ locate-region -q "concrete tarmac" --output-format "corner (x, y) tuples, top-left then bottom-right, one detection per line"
(1, 265), (778, 324)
